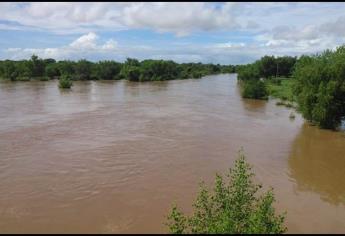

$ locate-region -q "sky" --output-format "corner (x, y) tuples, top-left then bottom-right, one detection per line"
(1, 2), (345, 65)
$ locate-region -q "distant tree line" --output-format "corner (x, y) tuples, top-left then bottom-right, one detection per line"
(0, 55), (237, 82)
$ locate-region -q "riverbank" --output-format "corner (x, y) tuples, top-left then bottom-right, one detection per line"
(265, 77), (297, 109)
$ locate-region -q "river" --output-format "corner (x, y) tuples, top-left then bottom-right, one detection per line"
(0, 74), (344, 233)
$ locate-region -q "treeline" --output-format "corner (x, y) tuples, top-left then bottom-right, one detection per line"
(0, 55), (237, 82)
(237, 47), (345, 130)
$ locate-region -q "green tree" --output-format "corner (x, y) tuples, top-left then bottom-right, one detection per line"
(28, 54), (45, 77)
(166, 150), (287, 234)
(92, 61), (122, 80)
(74, 59), (93, 80)
(45, 63), (60, 78)
(293, 46), (345, 129)
(56, 60), (75, 77)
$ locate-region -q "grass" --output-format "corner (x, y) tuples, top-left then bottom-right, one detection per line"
(265, 77), (296, 102)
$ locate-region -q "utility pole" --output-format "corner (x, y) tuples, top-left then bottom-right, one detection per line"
(276, 61), (279, 78)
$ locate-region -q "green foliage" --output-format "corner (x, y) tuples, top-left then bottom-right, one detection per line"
(238, 55), (297, 80)
(127, 66), (141, 81)
(74, 59), (93, 80)
(92, 61), (122, 80)
(240, 79), (268, 100)
(58, 75), (73, 89)
(45, 63), (60, 78)
(139, 59), (179, 81)
(166, 150), (287, 234)
(27, 54), (45, 77)
(259, 55), (277, 78)
(56, 60), (75, 77)
(265, 78), (296, 102)
(237, 63), (260, 81)
(0, 55), (235, 82)
(293, 45), (345, 129)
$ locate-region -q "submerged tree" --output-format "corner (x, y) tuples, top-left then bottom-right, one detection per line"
(166, 150), (287, 234)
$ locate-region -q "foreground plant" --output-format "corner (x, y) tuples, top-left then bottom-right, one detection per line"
(166, 150), (287, 234)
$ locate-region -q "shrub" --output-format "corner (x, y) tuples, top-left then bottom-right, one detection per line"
(241, 79), (268, 100)
(58, 75), (73, 89)
(166, 150), (287, 234)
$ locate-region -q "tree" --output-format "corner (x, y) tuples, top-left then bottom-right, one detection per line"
(74, 59), (93, 80)
(28, 54), (45, 77)
(166, 150), (287, 234)
(56, 61), (75, 77)
(293, 46), (345, 129)
(259, 55), (276, 78)
(237, 63), (260, 81)
(92, 61), (122, 80)
(45, 63), (60, 78)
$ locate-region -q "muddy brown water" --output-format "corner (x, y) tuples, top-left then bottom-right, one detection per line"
(0, 74), (344, 233)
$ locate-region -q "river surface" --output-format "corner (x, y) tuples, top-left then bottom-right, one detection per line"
(0, 74), (344, 233)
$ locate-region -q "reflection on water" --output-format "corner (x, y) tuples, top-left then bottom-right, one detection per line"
(240, 97), (267, 113)
(288, 123), (345, 205)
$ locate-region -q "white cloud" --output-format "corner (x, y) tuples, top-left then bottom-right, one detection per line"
(4, 32), (118, 60)
(0, 2), (239, 36)
(69, 32), (98, 49)
(101, 39), (117, 50)
(120, 2), (238, 36)
(214, 42), (246, 49)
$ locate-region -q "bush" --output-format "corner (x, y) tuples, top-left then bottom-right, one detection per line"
(241, 79), (268, 100)
(166, 150), (287, 234)
(58, 75), (73, 89)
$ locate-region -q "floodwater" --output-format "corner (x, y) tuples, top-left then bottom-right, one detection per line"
(0, 74), (344, 233)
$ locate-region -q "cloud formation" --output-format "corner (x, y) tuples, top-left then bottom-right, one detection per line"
(0, 2), (239, 36)
(5, 32), (118, 60)
(1, 2), (345, 64)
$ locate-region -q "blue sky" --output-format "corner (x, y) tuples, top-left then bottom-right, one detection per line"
(1, 2), (345, 64)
